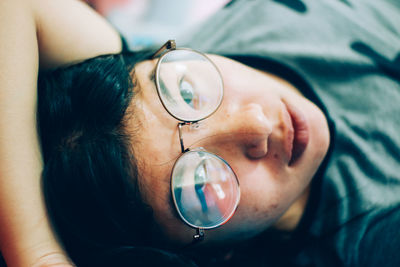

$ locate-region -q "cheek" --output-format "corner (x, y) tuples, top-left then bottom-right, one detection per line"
(225, 163), (294, 227)
(212, 181), (287, 241)
(221, 153), (312, 231)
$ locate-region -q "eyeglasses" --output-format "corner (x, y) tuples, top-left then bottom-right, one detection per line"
(151, 40), (240, 243)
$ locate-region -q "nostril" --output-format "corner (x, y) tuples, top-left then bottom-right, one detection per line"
(246, 137), (268, 159)
(233, 104), (272, 159)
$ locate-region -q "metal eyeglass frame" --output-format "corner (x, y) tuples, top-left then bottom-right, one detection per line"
(151, 40), (240, 244)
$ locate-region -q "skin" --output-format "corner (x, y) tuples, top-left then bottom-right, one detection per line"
(0, 0), (121, 266)
(129, 54), (330, 247)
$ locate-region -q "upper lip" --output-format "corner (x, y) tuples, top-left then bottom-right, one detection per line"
(281, 101), (295, 163)
(284, 100), (310, 166)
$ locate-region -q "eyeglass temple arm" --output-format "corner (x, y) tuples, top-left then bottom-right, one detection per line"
(182, 228), (204, 250)
(152, 40), (176, 59)
(193, 228), (204, 242)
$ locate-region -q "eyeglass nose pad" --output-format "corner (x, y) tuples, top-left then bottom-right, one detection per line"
(189, 121), (202, 130)
(190, 147), (206, 152)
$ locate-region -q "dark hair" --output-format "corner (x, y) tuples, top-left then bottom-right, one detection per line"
(37, 51), (197, 267)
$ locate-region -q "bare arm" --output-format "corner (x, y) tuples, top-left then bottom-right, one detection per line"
(0, 0), (122, 266)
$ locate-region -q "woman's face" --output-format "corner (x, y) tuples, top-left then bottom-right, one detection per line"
(130, 54), (330, 246)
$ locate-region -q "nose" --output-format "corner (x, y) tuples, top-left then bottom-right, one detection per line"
(213, 103), (273, 159)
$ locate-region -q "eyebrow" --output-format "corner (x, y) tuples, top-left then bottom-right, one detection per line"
(149, 70), (177, 105)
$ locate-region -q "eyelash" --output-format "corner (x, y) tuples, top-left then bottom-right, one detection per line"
(158, 77), (177, 104)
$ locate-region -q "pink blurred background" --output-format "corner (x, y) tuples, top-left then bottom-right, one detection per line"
(83, 0), (230, 49)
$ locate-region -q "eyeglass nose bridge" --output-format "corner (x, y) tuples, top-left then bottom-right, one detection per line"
(178, 122), (202, 153)
(178, 123), (188, 153)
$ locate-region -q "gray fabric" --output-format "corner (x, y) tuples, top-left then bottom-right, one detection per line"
(181, 0), (400, 266)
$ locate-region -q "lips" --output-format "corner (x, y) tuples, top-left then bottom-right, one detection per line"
(282, 101), (309, 166)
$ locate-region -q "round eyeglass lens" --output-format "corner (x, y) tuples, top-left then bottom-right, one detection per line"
(156, 49), (223, 122)
(171, 150), (240, 229)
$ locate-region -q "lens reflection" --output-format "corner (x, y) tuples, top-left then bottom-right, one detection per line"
(156, 49), (223, 122)
(171, 150), (239, 229)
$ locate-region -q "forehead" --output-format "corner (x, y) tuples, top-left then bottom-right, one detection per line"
(130, 59), (180, 160)
(127, 61), (172, 206)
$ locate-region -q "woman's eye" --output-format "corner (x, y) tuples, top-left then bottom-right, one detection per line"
(179, 79), (195, 106)
(194, 162), (208, 212)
